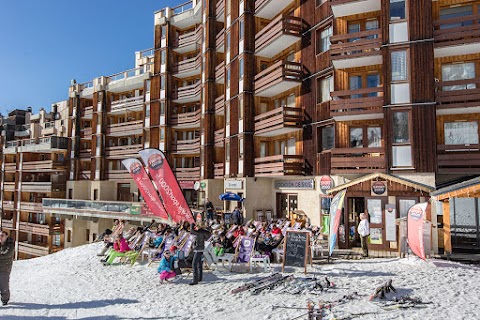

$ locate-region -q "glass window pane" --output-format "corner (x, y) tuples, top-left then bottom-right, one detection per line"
(392, 145), (412, 166)
(322, 126), (334, 150)
(442, 63), (476, 91)
(350, 128), (363, 148)
(367, 199), (383, 224)
(440, 5), (473, 29)
(367, 74), (380, 96)
(393, 111), (409, 143)
(391, 51), (407, 81)
(368, 127), (382, 147)
(444, 121), (479, 145)
(399, 199), (417, 218)
(390, 0), (406, 20)
(349, 75), (362, 98)
(321, 26), (332, 52)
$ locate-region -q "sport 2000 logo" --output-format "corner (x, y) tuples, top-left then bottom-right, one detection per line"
(409, 207), (423, 221)
(130, 161), (143, 175)
(148, 153), (164, 170)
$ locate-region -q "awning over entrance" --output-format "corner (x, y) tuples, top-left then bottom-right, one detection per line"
(326, 173), (434, 195)
(432, 177), (480, 200)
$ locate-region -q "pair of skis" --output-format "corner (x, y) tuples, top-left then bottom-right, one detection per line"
(231, 272), (282, 294)
(251, 275), (295, 295)
(369, 279), (396, 300)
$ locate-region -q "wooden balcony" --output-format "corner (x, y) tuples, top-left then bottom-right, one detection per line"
(214, 163), (224, 179)
(435, 78), (480, 109)
(79, 149), (92, 159)
(216, 0), (225, 22)
(173, 81), (202, 103)
(19, 221), (50, 236)
(330, 0), (381, 18)
(255, 107), (303, 137)
(18, 242), (50, 257)
(105, 144), (143, 159)
(214, 128), (225, 147)
(80, 127), (93, 138)
(106, 169), (131, 180)
(437, 144), (480, 173)
(79, 170), (91, 180)
(330, 29), (382, 69)
(215, 95), (225, 114)
(106, 120), (143, 136)
(173, 26), (202, 54)
(316, 152), (332, 176)
(215, 62), (225, 83)
(330, 86), (384, 118)
(434, 14), (480, 57)
(4, 163), (16, 172)
(110, 96), (144, 113)
(174, 167), (200, 181)
(1, 219), (14, 229)
(42, 124), (57, 136)
(330, 148), (386, 174)
(3, 201), (15, 211)
(20, 202), (43, 213)
(21, 182), (65, 193)
(173, 54), (202, 78)
(4, 182), (15, 192)
(82, 106), (94, 119)
(22, 160), (67, 172)
(216, 30), (225, 53)
(254, 155), (304, 177)
(255, 15), (302, 58)
(254, 61), (303, 97)
(171, 138), (201, 154)
(171, 109), (201, 128)
(255, 0), (294, 19)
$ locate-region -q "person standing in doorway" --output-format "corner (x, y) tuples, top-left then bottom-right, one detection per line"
(357, 213), (370, 258)
(204, 198), (215, 221)
(0, 231), (14, 305)
(189, 222), (211, 285)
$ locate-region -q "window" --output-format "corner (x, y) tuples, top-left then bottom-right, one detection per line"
(146, 80), (151, 93)
(238, 97), (244, 119)
(320, 126), (334, 151)
(160, 50), (166, 65)
(146, 103), (150, 117)
(368, 127), (382, 147)
(239, 58), (244, 79)
(287, 51), (295, 62)
(53, 234), (61, 246)
(349, 75), (362, 98)
(316, 26), (332, 54)
(350, 128), (363, 148)
(393, 112), (409, 143)
(160, 76), (165, 90)
(442, 63), (476, 91)
(399, 199), (417, 218)
(226, 142), (230, 160)
(160, 127), (165, 141)
(161, 25), (167, 38)
(287, 138), (296, 155)
(239, 20), (244, 40)
(226, 0), (231, 14)
(390, 0), (406, 21)
(239, 138), (244, 159)
(287, 94), (295, 107)
(68, 189), (73, 199)
(226, 32), (231, 52)
(444, 121), (479, 145)
(93, 189), (98, 200)
(226, 103), (230, 124)
(392, 111), (412, 167)
(67, 230), (72, 243)
(226, 68), (231, 88)
(367, 74), (381, 96)
(317, 76), (333, 103)
(391, 51), (407, 81)
(160, 101), (165, 115)
(260, 142), (267, 158)
(440, 5), (473, 29)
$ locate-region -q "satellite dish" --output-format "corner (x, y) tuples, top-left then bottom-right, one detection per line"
(194, 181), (201, 191)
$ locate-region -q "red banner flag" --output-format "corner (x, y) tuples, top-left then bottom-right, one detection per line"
(122, 158), (169, 221)
(407, 202), (428, 260)
(139, 149), (195, 223)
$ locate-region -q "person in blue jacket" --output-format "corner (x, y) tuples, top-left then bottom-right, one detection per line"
(158, 249), (177, 283)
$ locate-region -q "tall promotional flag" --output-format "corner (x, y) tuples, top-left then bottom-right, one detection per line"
(122, 158), (169, 221)
(139, 148), (195, 223)
(407, 202), (428, 260)
(329, 189), (346, 257)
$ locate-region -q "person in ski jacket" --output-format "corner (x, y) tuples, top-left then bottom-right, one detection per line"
(0, 231), (14, 305)
(204, 198), (215, 221)
(158, 249), (177, 282)
(232, 207), (243, 225)
(357, 213), (370, 257)
(212, 232), (234, 256)
(189, 222), (211, 285)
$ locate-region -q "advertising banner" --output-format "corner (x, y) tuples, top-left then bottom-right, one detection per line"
(329, 189), (346, 256)
(121, 158), (169, 221)
(139, 149), (194, 223)
(407, 202), (428, 260)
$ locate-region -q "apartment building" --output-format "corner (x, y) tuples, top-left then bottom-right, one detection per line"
(0, 105), (69, 259)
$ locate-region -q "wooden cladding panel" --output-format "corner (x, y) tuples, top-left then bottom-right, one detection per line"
(410, 42), (435, 103)
(412, 105), (437, 172)
(408, 0), (433, 40)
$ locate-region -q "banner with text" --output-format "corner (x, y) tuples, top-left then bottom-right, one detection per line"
(407, 202), (428, 260)
(139, 148), (194, 223)
(329, 189), (346, 256)
(122, 158), (169, 221)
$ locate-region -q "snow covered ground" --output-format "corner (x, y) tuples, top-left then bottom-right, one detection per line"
(1, 243), (479, 320)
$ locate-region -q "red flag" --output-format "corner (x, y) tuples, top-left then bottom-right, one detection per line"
(139, 149), (195, 223)
(122, 158), (169, 221)
(407, 202), (428, 260)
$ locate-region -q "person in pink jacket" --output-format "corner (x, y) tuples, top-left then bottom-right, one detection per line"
(103, 234), (131, 265)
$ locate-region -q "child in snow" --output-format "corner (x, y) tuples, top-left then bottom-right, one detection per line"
(158, 249), (177, 283)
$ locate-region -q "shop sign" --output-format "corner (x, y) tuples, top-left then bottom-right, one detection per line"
(371, 180), (388, 196)
(385, 204), (397, 242)
(224, 180), (243, 189)
(319, 175), (335, 194)
(179, 180), (195, 190)
(274, 179), (315, 190)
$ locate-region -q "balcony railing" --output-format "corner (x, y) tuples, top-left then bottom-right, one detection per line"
(172, 1), (193, 14)
(435, 78), (480, 109)
(3, 201), (15, 211)
(171, 109), (201, 128)
(106, 170), (131, 180)
(173, 81), (202, 103)
(171, 138), (201, 154)
(330, 29), (382, 68)
(106, 120), (143, 136)
(20, 202), (44, 212)
(216, 0), (225, 21)
(330, 0), (381, 17)
(437, 144), (480, 173)
(18, 242), (50, 257)
(4, 136), (69, 153)
(80, 127), (93, 138)
(215, 95), (225, 114)
(255, 106), (303, 137)
(4, 163), (16, 172)
(82, 106), (94, 119)
(173, 26), (202, 53)
(22, 160), (67, 171)
(3, 182), (15, 192)
(330, 86), (384, 117)
(214, 128), (225, 147)
(434, 14), (480, 49)
(21, 182), (65, 193)
(106, 66), (147, 84)
(42, 122), (57, 136)
(174, 167), (200, 181)
(79, 170), (91, 180)
(214, 163), (224, 179)
(19, 221), (51, 236)
(254, 61), (303, 97)
(254, 155), (304, 176)
(79, 149), (92, 159)
(331, 148), (386, 174)
(316, 152), (332, 176)
(216, 30), (225, 53)
(1, 219), (14, 229)
(110, 96), (144, 113)
(105, 144), (143, 158)
(173, 54), (202, 78)
(215, 62), (225, 83)
(255, 15), (302, 58)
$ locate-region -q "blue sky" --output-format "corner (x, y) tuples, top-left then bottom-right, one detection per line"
(0, 0), (180, 116)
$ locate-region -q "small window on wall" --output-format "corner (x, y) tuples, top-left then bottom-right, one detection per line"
(226, 68), (231, 88)
(160, 76), (165, 90)
(239, 20), (244, 40)
(238, 98), (244, 119)
(399, 199), (417, 218)
(444, 121), (479, 145)
(226, 142), (230, 160)
(317, 76), (334, 104)
(160, 50), (166, 65)
(226, 103), (230, 124)
(391, 51), (407, 81)
(442, 63), (476, 91)
(350, 128), (363, 148)
(67, 230), (72, 243)
(440, 5), (473, 29)
(260, 142), (267, 158)
(161, 25), (167, 38)
(390, 0), (406, 21)
(287, 52), (295, 62)
(239, 138), (244, 159)
(321, 125), (335, 151)
(368, 127), (382, 147)
(239, 58), (244, 79)
(226, 32), (231, 52)
(146, 80), (151, 93)
(316, 26), (332, 55)
(160, 101), (165, 115)
(53, 234), (61, 246)
(160, 127), (165, 141)
(392, 111), (412, 167)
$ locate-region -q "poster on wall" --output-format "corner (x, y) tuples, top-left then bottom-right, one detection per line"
(370, 228), (383, 245)
(385, 204), (397, 242)
(368, 199), (383, 224)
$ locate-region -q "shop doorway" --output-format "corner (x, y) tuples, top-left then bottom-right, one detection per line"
(117, 183), (131, 201)
(347, 197), (364, 248)
(276, 193), (298, 219)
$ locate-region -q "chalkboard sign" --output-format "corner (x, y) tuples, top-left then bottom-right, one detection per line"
(282, 230), (310, 273)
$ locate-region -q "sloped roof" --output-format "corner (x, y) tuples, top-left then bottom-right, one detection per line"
(327, 173), (434, 194)
(431, 176), (480, 200)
